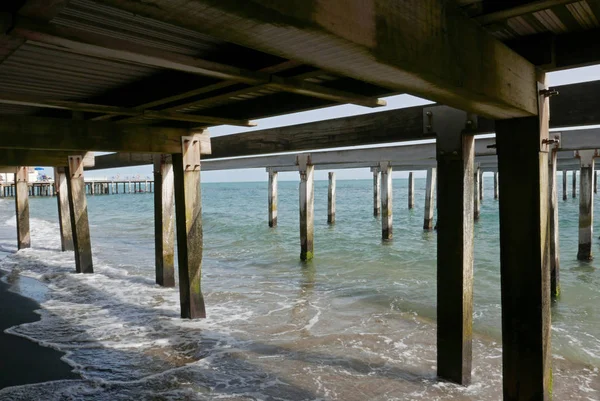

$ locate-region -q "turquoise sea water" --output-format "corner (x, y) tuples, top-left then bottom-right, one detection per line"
(0, 177), (598, 400)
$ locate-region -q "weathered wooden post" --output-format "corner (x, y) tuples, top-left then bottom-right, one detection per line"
(495, 83), (551, 400)
(328, 172), (336, 224)
(432, 107), (475, 385)
(66, 155), (93, 273)
(154, 154), (175, 287)
(267, 168), (278, 227)
(15, 167), (30, 250)
(408, 172), (414, 209)
(297, 154), (315, 260)
(563, 170), (567, 201)
(548, 147), (560, 298)
(493, 172), (499, 199)
(473, 166), (481, 220)
(371, 167), (381, 217)
(577, 150), (596, 261)
(595, 170), (598, 194)
(423, 167), (436, 230)
(54, 167), (74, 252)
(173, 132), (211, 319)
(380, 161), (393, 240)
(573, 169), (577, 198)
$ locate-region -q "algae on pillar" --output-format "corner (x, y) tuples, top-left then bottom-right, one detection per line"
(408, 172), (414, 209)
(548, 147), (561, 298)
(371, 167), (381, 217)
(173, 132), (211, 319)
(495, 82), (552, 400)
(15, 166), (30, 250)
(577, 150), (596, 261)
(380, 161), (393, 240)
(154, 154), (175, 287)
(328, 172), (336, 224)
(66, 155), (93, 273)
(297, 155), (314, 261)
(54, 167), (74, 252)
(423, 167), (436, 230)
(267, 168), (278, 227)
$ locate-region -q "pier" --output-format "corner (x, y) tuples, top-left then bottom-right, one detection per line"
(1, 0), (600, 398)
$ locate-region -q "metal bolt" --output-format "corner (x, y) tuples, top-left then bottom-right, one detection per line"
(426, 111), (432, 116)
(542, 139), (559, 145)
(539, 88), (559, 97)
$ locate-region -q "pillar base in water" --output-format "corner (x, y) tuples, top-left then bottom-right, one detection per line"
(577, 244), (593, 261)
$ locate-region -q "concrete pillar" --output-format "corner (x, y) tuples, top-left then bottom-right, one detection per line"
(173, 134), (209, 319)
(328, 172), (336, 224)
(548, 150), (560, 299)
(268, 169), (278, 227)
(423, 167), (436, 230)
(435, 113), (474, 386)
(298, 155), (315, 261)
(15, 167), (30, 250)
(66, 156), (93, 273)
(577, 150), (595, 261)
(54, 167), (74, 252)
(573, 170), (577, 198)
(473, 166), (481, 220)
(562, 170), (568, 201)
(372, 167), (381, 217)
(495, 87), (551, 400)
(380, 161), (393, 240)
(479, 169), (483, 201)
(154, 155), (176, 287)
(408, 172), (414, 209)
(493, 172), (499, 200)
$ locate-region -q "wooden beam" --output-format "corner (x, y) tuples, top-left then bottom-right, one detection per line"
(0, 92), (256, 127)
(423, 167), (436, 230)
(380, 162), (393, 240)
(54, 166), (74, 252)
(328, 172), (336, 224)
(66, 155), (93, 273)
(11, 17), (385, 109)
(548, 150), (560, 299)
(268, 169), (278, 228)
(298, 155), (315, 261)
(154, 155), (176, 287)
(92, 0), (538, 119)
(475, 0), (579, 25)
(576, 150), (595, 261)
(0, 149), (94, 167)
(14, 166), (30, 250)
(372, 168), (381, 217)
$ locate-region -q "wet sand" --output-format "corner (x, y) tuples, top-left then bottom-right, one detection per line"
(0, 271), (80, 389)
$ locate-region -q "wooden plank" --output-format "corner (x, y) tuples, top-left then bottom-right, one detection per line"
(328, 172), (336, 224)
(173, 135), (208, 318)
(495, 88), (552, 399)
(54, 167), (74, 252)
(14, 166), (30, 250)
(12, 17), (385, 109)
(66, 155), (93, 273)
(154, 155), (176, 287)
(423, 167), (436, 230)
(92, 0), (538, 119)
(577, 150), (595, 261)
(298, 155), (315, 261)
(436, 119), (475, 385)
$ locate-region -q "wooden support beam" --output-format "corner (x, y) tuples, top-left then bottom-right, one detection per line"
(54, 167), (73, 252)
(11, 17), (385, 109)
(0, 149), (94, 167)
(173, 133), (210, 318)
(380, 162), (393, 240)
(573, 169), (577, 198)
(493, 172), (499, 200)
(0, 92), (255, 127)
(268, 169), (278, 228)
(66, 155), (93, 273)
(154, 155), (175, 287)
(14, 166), (30, 250)
(372, 168), (381, 217)
(479, 170), (484, 201)
(576, 150), (595, 261)
(408, 172), (414, 210)
(298, 155), (315, 261)
(92, 0), (537, 118)
(563, 170), (568, 201)
(328, 172), (336, 224)
(495, 83), (551, 400)
(548, 150), (561, 299)
(474, 166), (481, 221)
(423, 167), (436, 230)
(595, 170), (598, 195)
(435, 110), (475, 385)
(475, 0), (579, 25)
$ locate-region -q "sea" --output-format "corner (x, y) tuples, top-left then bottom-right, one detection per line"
(0, 177), (599, 400)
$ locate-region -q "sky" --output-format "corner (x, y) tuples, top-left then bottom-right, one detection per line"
(43, 65), (600, 183)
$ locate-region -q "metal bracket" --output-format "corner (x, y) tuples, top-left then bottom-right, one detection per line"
(575, 149), (598, 167)
(15, 166), (28, 183)
(68, 155), (84, 178)
(542, 132), (561, 150)
(181, 135), (202, 172)
(424, 106), (478, 155)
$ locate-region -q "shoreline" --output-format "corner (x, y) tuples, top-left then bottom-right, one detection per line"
(0, 270), (80, 390)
